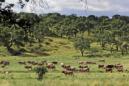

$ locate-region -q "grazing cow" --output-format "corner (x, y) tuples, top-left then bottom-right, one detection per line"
(79, 65), (88, 69)
(31, 62), (37, 66)
(27, 61), (38, 65)
(18, 61), (26, 65)
(0, 61), (10, 66)
(41, 61), (47, 65)
(115, 64), (123, 72)
(37, 63), (44, 66)
(117, 67), (123, 72)
(115, 64), (123, 69)
(62, 70), (74, 76)
(86, 61), (96, 64)
(52, 61), (58, 65)
(61, 64), (71, 69)
(106, 68), (113, 72)
(60, 63), (76, 72)
(105, 65), (114, 73)
(66, 66), (76, 72)
(79, 67), (90, 72)
(78, 61), (87, 65)
(0, 61), (10, 68)
(1, 65), (6, 68)
(106, 65), (114, 69)
(27, 61), (33, 64)
(24, 65), (32, 71)
(98, 64), (105, 69)
(47, 63), (55, 69)
(78, 65), (90, 73)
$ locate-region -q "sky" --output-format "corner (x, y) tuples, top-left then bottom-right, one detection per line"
(5, 0), (129, 16)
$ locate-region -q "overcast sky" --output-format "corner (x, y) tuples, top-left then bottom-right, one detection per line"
(5, 0), (129, 16)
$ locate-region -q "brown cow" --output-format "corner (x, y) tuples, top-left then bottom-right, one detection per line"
(106, 68), (113, 72)
(18, 61), (26, 65)
(98, 64), (105, 69)
(0, 61), (10, 66)
(61, 64), (71, 69)
(78, 61), (86, 65)
(79, 67), (90, 72)
(52, 61), (58, 65)
(115, 64), (123, 72)
(86, 61), (96, 64)
(62, 70), (74, 76)
(24, 65), (32, 71)
(66, 66), (76, 72)
(79, 65), (88, 69)
(47, 63), (55, 69)
(106, 65), (114, 69)
(105, 65), (114, 72)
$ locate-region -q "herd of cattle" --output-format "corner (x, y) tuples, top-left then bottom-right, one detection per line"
(0, 59), (126, 76)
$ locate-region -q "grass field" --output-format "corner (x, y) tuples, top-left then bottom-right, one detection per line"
(0, 37), (129, 86)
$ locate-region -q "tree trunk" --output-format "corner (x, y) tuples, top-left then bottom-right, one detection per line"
(29, 42), (33, 47)
(73, 32), (77, 38)
(37, 73), (43, 80)
(87, 29), (90, 36)
(110, 45), (113, 54)
(60, 33), (63, 38)
(121, 48), (124, 55)
(80, 50), (84, 57)
(116, 45), (119, 51)
(38, 39), (42, 47)
(125, 47), (128, 54)
(101, 41), (106, 50)
(121, 50), (124, 55)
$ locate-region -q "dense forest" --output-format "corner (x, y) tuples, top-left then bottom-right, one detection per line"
(0, 1), (129, 56)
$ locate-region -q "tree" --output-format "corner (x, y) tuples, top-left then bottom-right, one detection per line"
(33, 22), (47, 47)
(74, 37), (90, 56)
(0, 24), (24, 55)
(0, 2), (41, 55)
(120, 42), (129, 55)
(34, 66), (47, 80)
(17, 12), (40, 46)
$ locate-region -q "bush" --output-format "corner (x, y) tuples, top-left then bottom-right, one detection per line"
(34, 66), (48, 80)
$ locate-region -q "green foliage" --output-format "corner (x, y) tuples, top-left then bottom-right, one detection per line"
(34, 66), (48, 80)
(74, 37), (90, 56)
(0, 5), (129, 56)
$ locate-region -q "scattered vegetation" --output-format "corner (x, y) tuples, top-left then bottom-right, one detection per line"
(0, 0), (129, 86)
(74, 37), (90, 56)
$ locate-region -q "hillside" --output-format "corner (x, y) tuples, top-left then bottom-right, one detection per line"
(0, 36), (124, 59)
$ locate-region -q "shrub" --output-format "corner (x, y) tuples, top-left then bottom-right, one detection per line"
(34, 66), (48, 80)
